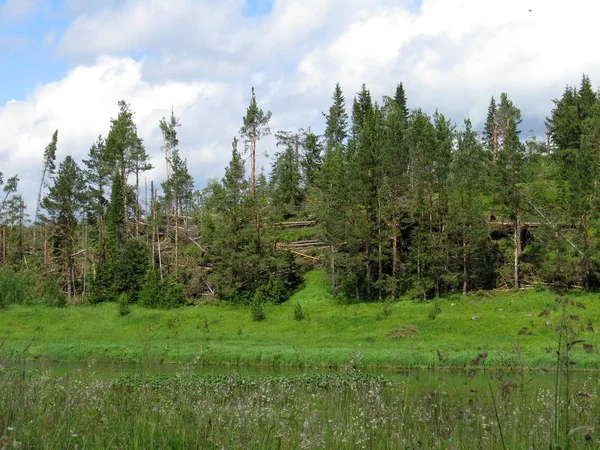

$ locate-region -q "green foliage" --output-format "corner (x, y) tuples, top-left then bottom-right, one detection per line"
(250, 297), (266, 322)
(428, 301), (442, 320)
(382, 299), (392, 317)
(0, 268), (66, 307)
(90, 239), (149, 304)
(293, 301), (304, 321)
(254, 278), (290, 304)
(162, 278), (187, 309)
(37, 276), (67, 307)
(138, 268), (163, 308)
(118, 293), (131, 316)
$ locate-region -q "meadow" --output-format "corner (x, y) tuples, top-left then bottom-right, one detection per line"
(0, 270), (599, 369)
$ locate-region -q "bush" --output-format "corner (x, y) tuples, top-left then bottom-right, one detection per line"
(254, 278), (289, 304)
(163, 280), (187, 309)
(37, 277), (67, 307)
(428, 301), (442, 320)
(0, 268), (66, 307)
(0, 267), (30, 306)
(294, 302), (304, 321)
(250, 298), (266, 322)
(382, 300), (392, 317)
(118, 293), (131, 316)
(139, 268), (163, 308)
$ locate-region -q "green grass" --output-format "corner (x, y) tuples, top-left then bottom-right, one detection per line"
(1, 366), (599, 449)
(0, 270), (599, 368)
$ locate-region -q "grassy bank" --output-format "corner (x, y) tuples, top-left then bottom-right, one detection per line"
(0, 270), (599, 368)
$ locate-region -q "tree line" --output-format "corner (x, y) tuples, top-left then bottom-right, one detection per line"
(0, 75), (599, 308)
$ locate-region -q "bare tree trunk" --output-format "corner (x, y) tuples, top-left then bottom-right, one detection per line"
(250, 130), (257, 195)
(34, 167), (47, 243)
(151, 181), (156, 271)
(135, 171), (140, 238)
(493, 124), (499, 161)
(514, 207), (521, 289)
(175, 198), (179, 278)
(155, 185), (163, 282)
(1, 227), (5, 264)
(43, 227), (48, 266)
(121, 164), (128, 232)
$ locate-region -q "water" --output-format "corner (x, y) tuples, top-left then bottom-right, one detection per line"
(4, 359), (594, 392)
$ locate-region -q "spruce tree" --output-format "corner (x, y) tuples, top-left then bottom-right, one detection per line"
(483, 96), (498, 157)
(83, 136), (110, 261)
(323, 83), (348, 153)
(42, 156), (86, 297)
(449, 119), (490, 294)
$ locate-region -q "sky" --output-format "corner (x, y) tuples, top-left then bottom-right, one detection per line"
(1, 0), (600, 213)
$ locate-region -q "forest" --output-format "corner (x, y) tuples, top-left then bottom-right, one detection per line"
(0, 74), (599, 309)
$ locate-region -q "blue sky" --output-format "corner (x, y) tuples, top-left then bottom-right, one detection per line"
(0, 0), (275, 104)
(0, 0), (598, 213)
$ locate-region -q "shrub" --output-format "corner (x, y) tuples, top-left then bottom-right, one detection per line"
(254, 278), (289, 304)
(250, 298), (266, 322)
(294, 302), (304, 321)
(162, 279), (187, 309)
(428, 301), (442, 320)
(382, 300), (392, 317)
(37, 276), (67, 307)
(0, 267), (30, 306)
(139, 268), (163, 308)
(118, 293), (131, 316)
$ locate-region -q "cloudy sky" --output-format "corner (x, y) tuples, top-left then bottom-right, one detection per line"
(1, 0), (599, 210)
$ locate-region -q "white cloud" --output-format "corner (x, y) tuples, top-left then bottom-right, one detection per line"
(5, 0), (600, 214)
(0, 0), (41, 22)
(0, 57), (238, 213)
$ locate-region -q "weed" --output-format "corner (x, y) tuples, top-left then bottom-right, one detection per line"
(293, 302), (304, 321)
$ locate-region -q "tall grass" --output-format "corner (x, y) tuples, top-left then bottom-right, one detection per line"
(0, 361), (598, 449)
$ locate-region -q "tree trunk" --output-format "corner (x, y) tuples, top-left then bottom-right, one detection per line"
(377, 195), (382, 301)
(462, 227), (468, 296)
(392, 227), (398, 301)
(135, 171), (140, 238)
(175, 197), (179, 278)
(250, 130), (257, 196)
(121, 163), (128, 231)
(330, 246), (337, 295)
(151, 181), (156, 271)
(514, 207), (521, 289)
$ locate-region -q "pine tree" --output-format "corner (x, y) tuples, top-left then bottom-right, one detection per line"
(42, 156), (86, 298)
(105, 101), (145, 231)
(240, 87), (272, 195)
